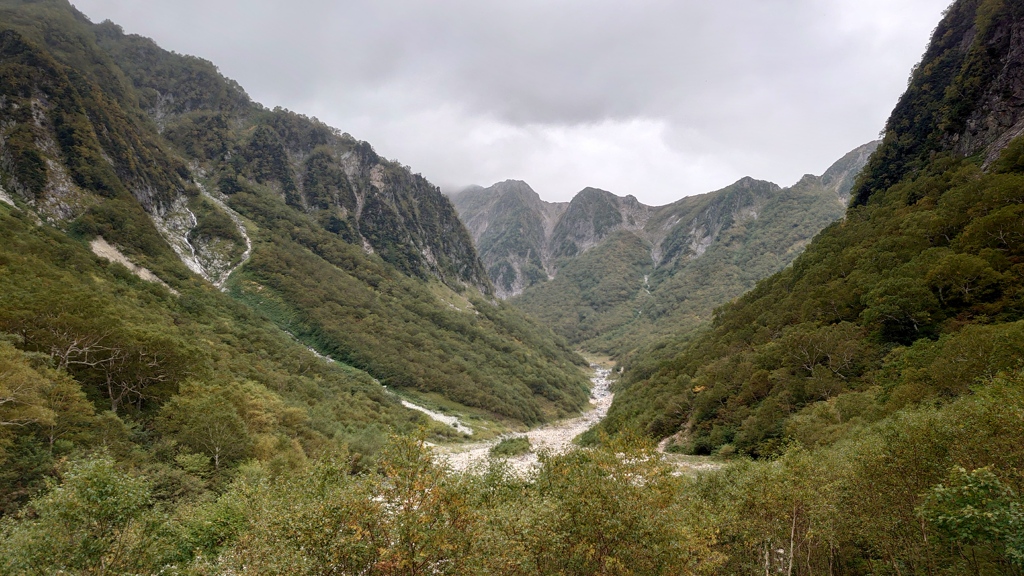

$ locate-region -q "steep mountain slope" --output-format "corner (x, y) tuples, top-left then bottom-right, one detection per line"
(451, 182), (657, 298)
(548, 187), (650, 261)
(92, 19), (490, 292)
(854, 0), (1024, 205)
(453, 142), (877, 352)
(451, 180), (564, 297)
(599, 0), (1024, 456)
(0, 201), (431, 512)
(0, 0), (588, 453)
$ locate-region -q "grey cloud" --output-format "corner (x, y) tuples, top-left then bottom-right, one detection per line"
(73, 0), (950, 204)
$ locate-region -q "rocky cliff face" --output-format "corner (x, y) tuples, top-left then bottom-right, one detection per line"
(648, 177), (781, 268)
(947, 3), (1024, 165)
(0, 27), (189, 221)
(853, 0), (1024, 205)
(449, 180), (559, 297)
(549, 188), (649, 260)
(820, 141), (880, 201)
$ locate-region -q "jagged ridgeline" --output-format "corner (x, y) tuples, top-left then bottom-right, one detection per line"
(451, 142), (877, 354)
(599, 0), (1024, 455)
(0, 0), (588, 447)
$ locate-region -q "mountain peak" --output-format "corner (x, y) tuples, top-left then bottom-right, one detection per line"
(497, 178), (531, 187)
(821, 140), (881, 200)
(574, 186), (615, 197)
(491, 179), (542, 201)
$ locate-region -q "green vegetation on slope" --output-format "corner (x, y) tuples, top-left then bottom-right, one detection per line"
(514, 230), (654, 345)
(489, 435), (532, 457)
(458, 144), (875, 357)
(514, 172), (854, 356)
(1, 0), (1023, 574)
(591, 0), (1024, 455)
(0, 0), (592, 543)
(0, 203), (433, 513)
(597, 1), (1024, 461)
(94, 13), (490, 290)
(0, 433), (724, 575)
(2, 376), (1022, 574)
(601, 151), (1024, 454)
(0, 0), (589, 428)
(853, 0), (1024, 204)
(220, 176), (588, 423)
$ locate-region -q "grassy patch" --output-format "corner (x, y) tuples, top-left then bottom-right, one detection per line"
(489, 436), (532, 457)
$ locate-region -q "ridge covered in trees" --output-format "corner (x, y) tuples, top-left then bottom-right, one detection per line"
(599, 0), (1024, 457)
(0, 0), (589, 430)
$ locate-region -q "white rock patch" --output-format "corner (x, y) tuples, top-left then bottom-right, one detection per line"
(197, 182), (253, 289)
(398, 400), (474, 436)
(0, 185), (14, 207)
(90, 237), (178, 295)
(151, 196), (205, 279)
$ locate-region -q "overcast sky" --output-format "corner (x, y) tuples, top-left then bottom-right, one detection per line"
(73, 0), (950, 205)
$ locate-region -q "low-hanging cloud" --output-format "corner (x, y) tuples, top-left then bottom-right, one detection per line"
(73, 0), (950, 204)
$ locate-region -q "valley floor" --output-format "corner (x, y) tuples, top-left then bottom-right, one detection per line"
(435, 363), (614, 474)
(434, 361), (721, 475)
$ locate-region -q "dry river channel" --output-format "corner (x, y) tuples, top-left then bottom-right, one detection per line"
(434, 365), (615, 475)
(301, 344), (717, 475)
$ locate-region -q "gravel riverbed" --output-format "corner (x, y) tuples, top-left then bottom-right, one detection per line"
(436, 365), (614, 474)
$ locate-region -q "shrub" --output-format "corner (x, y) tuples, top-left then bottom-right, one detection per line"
(489, 436), (531, 457)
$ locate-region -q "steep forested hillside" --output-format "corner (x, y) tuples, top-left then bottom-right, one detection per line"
(454, 142), (877, 354)
(0, 203), (443, 510)
(600, 0), (1024, 459)
(0, 0), (589, 433)
(0, 0), (595, 526)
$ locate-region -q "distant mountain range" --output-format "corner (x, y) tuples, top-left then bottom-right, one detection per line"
(450, 141), (878, 352)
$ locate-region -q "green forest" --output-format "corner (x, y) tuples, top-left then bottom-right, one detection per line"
(1, 0), (1024, 573)
(4, 383), (1021, 574)
(601, 154), (1024, 454)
